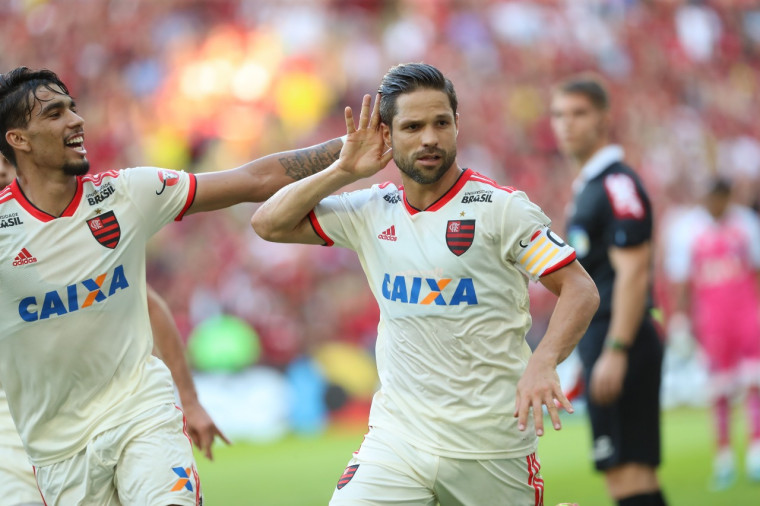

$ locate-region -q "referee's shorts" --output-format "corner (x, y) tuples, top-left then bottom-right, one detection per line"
(577, 316), (664, 471)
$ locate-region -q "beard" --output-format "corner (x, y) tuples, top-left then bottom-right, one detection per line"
(62, 158), (90, 176)
(394, 147), (457, 185)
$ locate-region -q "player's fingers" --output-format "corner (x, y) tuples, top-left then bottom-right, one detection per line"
(554, 389), (574, 414)
(532, 399), (545, 436)
(345, 106), (356, 134)
(370, 93), (382, 130)
(358, 94), (371, 130)
(545, 395), (562, 431)
(216, 426), (232, 445)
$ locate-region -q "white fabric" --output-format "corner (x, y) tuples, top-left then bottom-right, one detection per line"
(0, 167), (195, 466)
(312, 169), (575, 460)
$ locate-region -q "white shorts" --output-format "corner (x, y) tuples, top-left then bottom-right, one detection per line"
(0, 437), (43, 505)
(329, 426), (544, 506)
(34, 403), (201, 506)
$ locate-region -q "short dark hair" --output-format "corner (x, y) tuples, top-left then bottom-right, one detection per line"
(378, 63), (457, 128)
(707, 176), (732, 196)
(0, 67), (71, 166)
(554, 73), (610, 111)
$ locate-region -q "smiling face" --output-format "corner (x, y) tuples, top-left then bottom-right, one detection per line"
(7, 85), (89, 176)
(383, 88), (459, 186)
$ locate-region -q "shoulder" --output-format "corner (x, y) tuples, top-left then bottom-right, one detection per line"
(599, 163), (650, 219)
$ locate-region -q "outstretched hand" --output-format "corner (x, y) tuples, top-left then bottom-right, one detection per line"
(514, 358), (574, 436)
(338, 94), (394, 180)
(183, 401), (231, 460)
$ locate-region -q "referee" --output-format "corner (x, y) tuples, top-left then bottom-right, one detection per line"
(550, 74), (667, 506)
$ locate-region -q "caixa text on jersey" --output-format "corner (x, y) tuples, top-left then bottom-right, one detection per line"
(381, 274), (478, 305)
(17, 265), (129, 322)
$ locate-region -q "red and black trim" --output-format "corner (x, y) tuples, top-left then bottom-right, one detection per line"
(540, 251), (577, 277)
(175, 173), (197, 222)
(403, 169), (516, 215)
(10, 177), (83, 222)
(308, 209), (334, 246)
(336, 464), (359, 490)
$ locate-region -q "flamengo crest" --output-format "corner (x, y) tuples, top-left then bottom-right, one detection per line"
(87, 211), (121, 249)
(446, 219), (475, 256)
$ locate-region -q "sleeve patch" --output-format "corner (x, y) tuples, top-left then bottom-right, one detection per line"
(604, 174), (644, 219)
(516, 227), (575, 278)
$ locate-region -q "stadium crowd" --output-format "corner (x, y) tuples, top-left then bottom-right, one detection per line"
(2, 0), (759, 409)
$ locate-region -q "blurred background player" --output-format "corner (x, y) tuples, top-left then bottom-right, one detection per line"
(664, 177), (760, 490)
(253, 63), (599, 505)
(0, 153), (227, 505)
(550, 74), (667, 506)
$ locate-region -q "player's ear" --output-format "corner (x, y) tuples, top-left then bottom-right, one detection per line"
(382, 123), (391, 148)
(6, 129), (30, 153)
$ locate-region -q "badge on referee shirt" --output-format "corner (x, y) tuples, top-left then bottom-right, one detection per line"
(87, 210), (121, 249)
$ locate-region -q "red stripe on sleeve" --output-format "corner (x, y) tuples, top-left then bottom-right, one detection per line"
(308, 210), (334, 246)
(540, 251), (577, 277)
(175, 173), (197, 222)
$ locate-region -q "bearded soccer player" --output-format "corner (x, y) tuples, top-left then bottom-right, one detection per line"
(253, 63), (599, 505)
(0, 67), (345, 505)
(550, 74), (667, 506)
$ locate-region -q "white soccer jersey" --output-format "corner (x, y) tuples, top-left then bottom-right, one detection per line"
(310, 169), (575, 459)
(0, 167), (196, 466)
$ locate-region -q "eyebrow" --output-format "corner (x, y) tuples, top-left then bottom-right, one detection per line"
(39, 97), (75, 116)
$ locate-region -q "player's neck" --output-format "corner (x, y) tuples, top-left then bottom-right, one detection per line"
(401, 164), (462, 211)
(570, 140), (610, 174)
(15, 167), (79, 217)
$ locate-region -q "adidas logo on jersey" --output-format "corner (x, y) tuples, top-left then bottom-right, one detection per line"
(378, 225), (397, 241)
(13, 248), (37, 266)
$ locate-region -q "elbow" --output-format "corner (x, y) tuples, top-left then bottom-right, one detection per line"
(586, 277), (601, 316)
(251, 210), (276, 242)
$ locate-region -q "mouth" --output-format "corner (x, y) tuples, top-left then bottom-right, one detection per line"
(64, 133), (87, 155)
(416, 151), (443, 166)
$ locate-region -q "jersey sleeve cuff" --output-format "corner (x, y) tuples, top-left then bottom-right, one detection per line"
(308, 209), (334, 246)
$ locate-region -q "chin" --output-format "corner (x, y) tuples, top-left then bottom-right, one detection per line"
(62, 159), (91, 176)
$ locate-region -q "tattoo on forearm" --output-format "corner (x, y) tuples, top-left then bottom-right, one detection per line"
(279, 139), (342, 180)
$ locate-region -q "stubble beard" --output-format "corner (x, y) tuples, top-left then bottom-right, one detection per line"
(62, 159), (90, 176)
(395, 147), (457, 185)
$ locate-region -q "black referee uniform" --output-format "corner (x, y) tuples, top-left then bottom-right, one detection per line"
(566, 146), (664, 471)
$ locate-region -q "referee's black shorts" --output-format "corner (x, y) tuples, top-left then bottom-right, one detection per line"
(577, 316), (664, 471)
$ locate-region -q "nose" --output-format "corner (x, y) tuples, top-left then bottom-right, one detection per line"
(67, 109), (85, 128)
(420, 125), (438, 147)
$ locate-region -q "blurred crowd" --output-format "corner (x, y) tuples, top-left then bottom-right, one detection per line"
(2, 0), (760, 412)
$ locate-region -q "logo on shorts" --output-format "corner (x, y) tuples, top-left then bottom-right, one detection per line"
(336, 464), (359, 490)
(171, 467), (194, 492)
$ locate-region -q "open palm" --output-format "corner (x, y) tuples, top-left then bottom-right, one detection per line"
(338, 94), (394, 179)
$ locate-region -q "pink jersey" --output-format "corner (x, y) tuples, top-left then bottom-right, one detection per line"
(666, 205), (760, 372)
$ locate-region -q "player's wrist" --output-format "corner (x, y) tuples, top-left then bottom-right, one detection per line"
(604, 337), (630, 353)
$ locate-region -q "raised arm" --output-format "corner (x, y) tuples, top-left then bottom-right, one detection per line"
(251, 94), (393, 244)
(514, 260), (599, 436)
(186, 136), (344, 215)
(147, 285), (230, 460)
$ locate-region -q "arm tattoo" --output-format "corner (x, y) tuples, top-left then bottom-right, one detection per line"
(279, 139), (343, 181)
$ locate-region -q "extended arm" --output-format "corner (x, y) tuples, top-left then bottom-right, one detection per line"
(148, 286), (230, 460)
(186, 137), (344, 215)
(251, 94), (393, 243)
(589, 241), (652, 405)
(515, 260), (599, 436)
